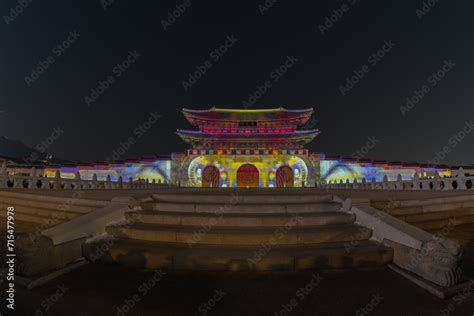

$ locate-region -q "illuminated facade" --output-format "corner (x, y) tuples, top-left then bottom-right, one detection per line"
(175, 107), (321, 188)
(43, 107), (453, 186)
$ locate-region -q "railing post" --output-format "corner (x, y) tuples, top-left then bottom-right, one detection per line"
(412, 173), (419, 191)
(118, 176), (123, 189)
(28, 167), (37, 189)
(457, 167), (466, 190)
(353, 178), (358, 189)
(75, 172), (82, 190)
(396, 174), (403, 190)
(371, 177), (376, 190)
(54, 170), (61, 190)
(92, 174), (98, 189)
(361, 178), (366, 190)
(382, 175), (388, 190)
(106, 175), (112, 189)
(0, 161), (7, 189)
(433, 172), (441, 191)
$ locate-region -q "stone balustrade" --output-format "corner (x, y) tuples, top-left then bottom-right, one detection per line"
(319, 168), (473, 191)
(0, 162), (171, 190)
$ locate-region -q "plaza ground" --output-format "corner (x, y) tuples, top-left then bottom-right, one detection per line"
(1, 259), (473, 316)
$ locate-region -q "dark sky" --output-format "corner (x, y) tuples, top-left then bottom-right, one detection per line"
(1, 0), (473, 165)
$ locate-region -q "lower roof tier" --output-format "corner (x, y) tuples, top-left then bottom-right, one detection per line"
(176, 129), (320, 149)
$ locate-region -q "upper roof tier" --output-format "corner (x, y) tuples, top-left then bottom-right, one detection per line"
(182, 107), (314, 128)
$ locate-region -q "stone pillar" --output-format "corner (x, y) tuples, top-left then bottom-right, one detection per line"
(371, 177), (376, 190)
(92, 174), (98, 190)
(412, 173), (420, 190)
(75, 172), (82, 190)
(106, 175), (112, 189)
(28, 167), (37, 189)
(382, 175), (389, 190)
(457, 167), (467, 190)
(0, 160), (7, 189)
(433, 173), (441, 191)
(54, 170), (62, 190)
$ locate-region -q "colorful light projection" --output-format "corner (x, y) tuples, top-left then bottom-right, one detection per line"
(44, 160), (171, 183)
(187, 155), (308, 188)
(320, 160), (451, 184)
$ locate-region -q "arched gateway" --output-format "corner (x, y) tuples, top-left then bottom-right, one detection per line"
(202, 166), (220, 187)
(177, 107), (320, 188)
(276, 166), (294, 187)
(237, 164), (259, 188)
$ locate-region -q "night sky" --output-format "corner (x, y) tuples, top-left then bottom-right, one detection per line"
(1, 1), (473, 165)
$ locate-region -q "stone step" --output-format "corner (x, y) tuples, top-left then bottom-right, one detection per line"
(0, 191), (109, 207)
(151, 192), (334, 204)
(396, 208), (474, 223)
(126, 210), (356, 228)
(387, 205), (474, 216)
(408, 215), (474, 231)
(84, 238), (392, 272)
(0, 203), (84, 221)
(141, 201), (342, 214)
(0, 197), (95, 214)
(0, 210), (63, 226)
(105, 223), (372, 246)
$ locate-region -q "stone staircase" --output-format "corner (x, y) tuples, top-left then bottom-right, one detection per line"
(372, 195), (474, 231)
(85, 190), (393, 272)
(0, 191), (109, 228)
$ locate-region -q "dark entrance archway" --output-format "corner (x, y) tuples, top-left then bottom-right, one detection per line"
(237, 164), (259, 188)
(276, 166), (294, 188)
(202, 166), (220, 187)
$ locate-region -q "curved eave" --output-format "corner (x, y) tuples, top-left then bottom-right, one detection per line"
(182, 107), (315, 127)
(182, 107), (314, 114)
(176, 129), (320, 145)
